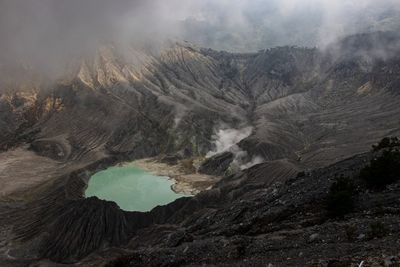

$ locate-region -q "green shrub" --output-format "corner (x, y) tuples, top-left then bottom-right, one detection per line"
(326, 177), (357, 218)
(359, 150), (400, 190)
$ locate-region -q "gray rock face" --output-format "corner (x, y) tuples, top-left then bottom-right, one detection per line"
(198, 152), (234, 176)
(308, 233), (320, 243)
(39, 197), (131, 262)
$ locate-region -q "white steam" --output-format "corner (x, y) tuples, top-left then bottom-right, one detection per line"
(206, 126), (265, 171)
(206, 127), (253, 158)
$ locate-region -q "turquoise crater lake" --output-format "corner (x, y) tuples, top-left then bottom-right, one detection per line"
(85, 164), (187, 212)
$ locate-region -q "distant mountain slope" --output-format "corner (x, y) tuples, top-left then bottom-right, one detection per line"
(179, 7), (400, 52)
(1, 32), (399, 169)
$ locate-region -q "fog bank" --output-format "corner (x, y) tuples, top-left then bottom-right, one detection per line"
(0, 0), (399, 75)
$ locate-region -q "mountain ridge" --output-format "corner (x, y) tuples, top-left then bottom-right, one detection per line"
(0, 31), (400, 266)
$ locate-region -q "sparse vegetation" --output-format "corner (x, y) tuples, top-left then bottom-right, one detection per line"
(359, 150), (400, 190)
(368, 221), (387, 239)
(372, 137), (400, 151)
(296, 171), (306, 178)
(326, 177), (357, 218)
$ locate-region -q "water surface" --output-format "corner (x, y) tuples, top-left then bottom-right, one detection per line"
(85, 164), (187, 212)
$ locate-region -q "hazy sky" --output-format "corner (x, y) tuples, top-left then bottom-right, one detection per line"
(0, 0), (399, 73)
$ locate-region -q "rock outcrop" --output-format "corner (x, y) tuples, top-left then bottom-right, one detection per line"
(198, 152), (234, 176)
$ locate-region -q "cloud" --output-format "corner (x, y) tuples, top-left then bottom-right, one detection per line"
(179, 0), (400, 50)
(0, 0), (183, 76)
(0, 0), (399, 76)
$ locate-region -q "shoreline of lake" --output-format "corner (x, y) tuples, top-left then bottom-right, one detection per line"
(130, 158), (221, 195)
(85, 164), (188, 212)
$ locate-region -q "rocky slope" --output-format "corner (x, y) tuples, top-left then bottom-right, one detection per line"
(103, 147), (400, 267)
(1, 32), (400, 167)
(0, 31), (400, 266)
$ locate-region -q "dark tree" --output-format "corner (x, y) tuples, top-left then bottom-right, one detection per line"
(359, 150), (400, 190)
(326, 177), (357, 218)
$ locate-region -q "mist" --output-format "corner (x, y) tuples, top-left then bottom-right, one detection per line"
(180, 0), (400, 51)
(0, 0), (399, 76)
(206, 127), (265, 171)
(206, 127), (253, 158)
(0, 0), (184, 76)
